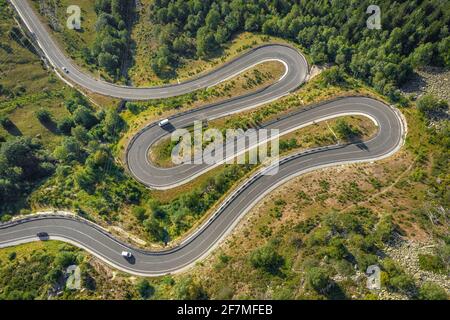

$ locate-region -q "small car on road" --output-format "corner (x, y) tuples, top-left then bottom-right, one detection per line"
(121, 251), (132, 258)
(37, 232), (49, 240)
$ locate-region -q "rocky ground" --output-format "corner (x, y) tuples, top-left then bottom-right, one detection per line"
(378, 235), (449, 300)
(401, 67), (450, 102)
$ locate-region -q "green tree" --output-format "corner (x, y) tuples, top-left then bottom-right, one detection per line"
(54, 251), (77, 268)
(196, 27), (217, 57)
(0, 137), (52, 182)
(71, 125), (91, 144)
(102, 108), (125, 140)
(437, 36), (450, 66)
(306, 267), (331, 293)
(322, 66), (346, 86)
(73, 106), (98, 129)
(0, 115), (13, 128)
(382, 259), (416, 294)
(410, 43), (435, 67)
(215, 25), (230, 44)
(174, 276), (207, 300)
(334, 119), (359, 140)
(205, 7), (220, 29)
(143, 217), (166, 242)
(35, 108), (52, 123)
(173, 35), (190, 53)
(57, 117), (74, 135)
(136, 279), (155, 299)
(132, 206), (147, 222)
(53, 137), (83, 163)
(151, 45), (173, 76)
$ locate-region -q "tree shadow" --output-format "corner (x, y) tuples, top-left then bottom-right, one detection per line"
(202, 44), (226, 62)
(355, 141), (369, 151)
(324, 281), (348, 300)
(8, 27), (37, 55)
(400, 71), (427, 95)
(155, 68), (177, 81)
(40, 119), (59, 134)
(3, 122), (22, 136)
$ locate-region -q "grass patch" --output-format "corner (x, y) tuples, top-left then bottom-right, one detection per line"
(30, 0), (98, 73)
(0, 2), (74, 148)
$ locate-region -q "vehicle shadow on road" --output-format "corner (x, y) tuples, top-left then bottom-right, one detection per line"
(125, 256), (136, 265)
(161, 123), (177, 133)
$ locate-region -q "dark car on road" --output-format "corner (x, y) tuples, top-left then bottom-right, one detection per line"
(37, 232), (49, 240)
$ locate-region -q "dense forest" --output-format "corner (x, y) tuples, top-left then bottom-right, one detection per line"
(84, 0), (133, 78)
(149, 0), (449, 100)
(0, 136), (55, 211)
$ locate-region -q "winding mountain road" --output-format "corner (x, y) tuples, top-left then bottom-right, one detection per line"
(0, 0), (406, 276)
(10, 0), (307, 100)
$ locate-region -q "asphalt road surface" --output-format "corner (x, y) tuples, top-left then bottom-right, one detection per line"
(0, 1), (406, 276)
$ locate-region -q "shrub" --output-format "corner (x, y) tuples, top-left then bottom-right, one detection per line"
(250, 245), (284, 274)
(418, 254), (446, 274)
(0, 214), (12, 222)
(416, 95), (448, 118)
(382, 259), (416, 294)
(8, 251), (16, 261)
(418, 282), (448, 300)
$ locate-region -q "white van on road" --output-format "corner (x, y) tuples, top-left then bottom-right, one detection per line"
(158, 119), (170, 127)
